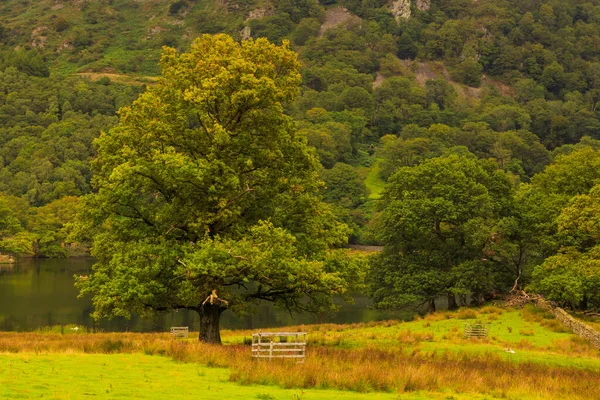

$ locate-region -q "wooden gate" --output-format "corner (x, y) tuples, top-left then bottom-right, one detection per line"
(170, 326), (189, 339)
(251, 332), (306, 363)
(464, 323), (490, 338)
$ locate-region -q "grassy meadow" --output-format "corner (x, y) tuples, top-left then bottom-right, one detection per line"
(1, 306), (599, 400)
(361, 158), (385, 200)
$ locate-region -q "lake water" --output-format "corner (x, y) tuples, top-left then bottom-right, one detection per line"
(0, 258), (410, 332)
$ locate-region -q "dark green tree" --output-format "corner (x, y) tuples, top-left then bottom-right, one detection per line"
(320, 162), (369, 208)
(531, 184), (600, 309)
(370, 154), (514, 312)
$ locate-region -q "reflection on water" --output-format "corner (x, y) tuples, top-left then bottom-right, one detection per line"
(0, 258), (410, 332)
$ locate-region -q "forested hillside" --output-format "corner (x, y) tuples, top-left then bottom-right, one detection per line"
(2, 0), (600, 310)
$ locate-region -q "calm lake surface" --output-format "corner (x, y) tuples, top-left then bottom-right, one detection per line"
(0, 258), (409, 332)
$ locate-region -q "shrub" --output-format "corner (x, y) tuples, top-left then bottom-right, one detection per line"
(480, 306), (504, 315)
(450, 57), (483, 87)
(291, 18), (320, 46)
(169, 0), (189, 16)
(54, 16), (69, 32)
(456, 309), (478, 319)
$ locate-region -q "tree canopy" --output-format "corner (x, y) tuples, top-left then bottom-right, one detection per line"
(370, 154), (514, 311)
(75, 34), (359, 343)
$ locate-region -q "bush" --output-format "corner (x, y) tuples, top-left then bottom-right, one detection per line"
(479, 306), (503, 315)
(54, 16), (69, 32)
(169, 0), (189, 16)
(456, 309), (478, 319)
(450, 57), (483, 87)
(291, 18), (321, 46)
(249, 14), (294, 44)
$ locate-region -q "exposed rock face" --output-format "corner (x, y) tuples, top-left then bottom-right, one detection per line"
(390, 0), (411, 21)
(240, 25), (251, 40)
(246, 8), (273, 21)
(31, 26), (48, 49)
(416, 0), (431, 11)
(147, 25), (166, 39)
(57, 40), (73, 52)
(390, 0), (431, 21)
(319, 6), (353, 37)
(241, 7), (274, 40)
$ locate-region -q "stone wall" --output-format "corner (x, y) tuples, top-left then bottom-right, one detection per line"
(534, 297), (600, 350)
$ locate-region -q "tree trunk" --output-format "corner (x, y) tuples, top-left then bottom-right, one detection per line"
(579, 294), (588, 311)
(197, 304), (224, 344)
(447, 293), (458, 311)
(428, 299), (436, 313)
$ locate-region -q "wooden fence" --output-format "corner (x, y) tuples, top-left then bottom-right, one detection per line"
(251, 332), (306, 363)
(464, 323), (490, 338)
(170, 326), (189, 339)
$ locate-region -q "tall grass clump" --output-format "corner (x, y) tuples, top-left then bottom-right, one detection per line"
(521, 305), (570, 333)
(456, 309), (478, 319)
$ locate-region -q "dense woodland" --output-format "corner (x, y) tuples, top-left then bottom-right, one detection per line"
(1, 0), (600, 312)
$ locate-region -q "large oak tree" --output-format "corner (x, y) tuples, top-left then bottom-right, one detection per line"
(75, 34), (359, 343)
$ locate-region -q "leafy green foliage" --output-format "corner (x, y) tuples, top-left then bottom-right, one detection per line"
(0, 49), (49, 77)
(370, 154), (515, 310)
(3, 0), (600, 316)
(320, 163), (368, 208)
(0, 195), (33, 256)
(530, 183), (600, 308)
(531, 248), (600, 308)
(75, 35), (360, 342)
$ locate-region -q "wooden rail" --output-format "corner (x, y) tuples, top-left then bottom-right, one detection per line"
(170, 326), (189, 339)
(464, 323), (490, 338)
(251, 332), (306, 363)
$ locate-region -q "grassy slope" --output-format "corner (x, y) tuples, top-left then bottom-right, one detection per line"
(0, 353), (485, 400)
(0, 0), (243, 76)
(221, 306), (600, 371)
(360, 158), (385, 200)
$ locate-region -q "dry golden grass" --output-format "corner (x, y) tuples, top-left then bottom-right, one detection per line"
(521, 305), (570, 333)
(0, 331), (598, 399)
(456, 309), (478, 319)
(423, 311), (452, 322)
(519, 328), (535, 336)
(396, 329), (434, 344)
(570, 312), (600, 333)
(479, 306), (504, 315)
(545, 336), (600, 358)
(221, 320), (400, 339)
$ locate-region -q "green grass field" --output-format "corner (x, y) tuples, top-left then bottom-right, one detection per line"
(221, 306), (600, 371)
(0, 353), (492, 400)
(1, 306), (599, 400)
(363, 159), (386, 200)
